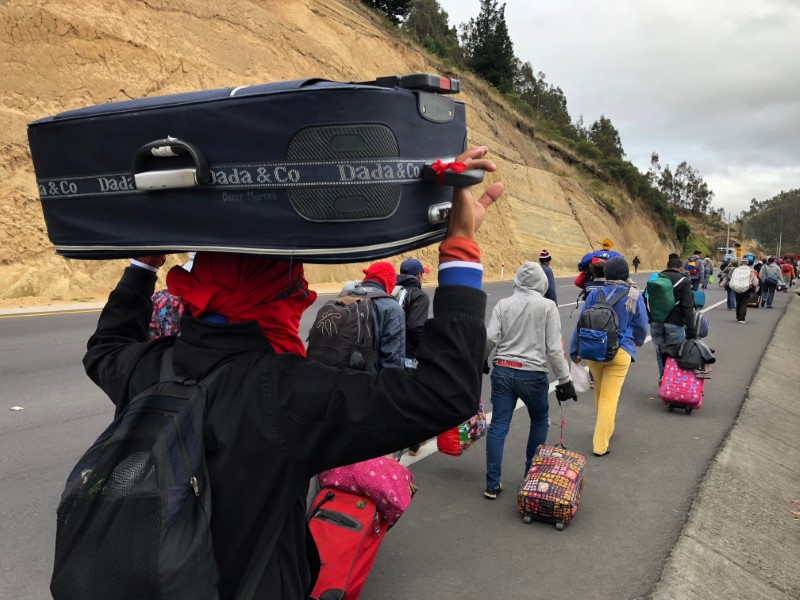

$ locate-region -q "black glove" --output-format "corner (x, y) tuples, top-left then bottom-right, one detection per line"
(555, 381), (578, 404)
(482, 360), (491, 375)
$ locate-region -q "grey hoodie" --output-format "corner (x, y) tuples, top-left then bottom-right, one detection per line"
(485, 262), (571, 383)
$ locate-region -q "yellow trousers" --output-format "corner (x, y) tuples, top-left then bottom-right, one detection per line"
(587, 349), (632, 454)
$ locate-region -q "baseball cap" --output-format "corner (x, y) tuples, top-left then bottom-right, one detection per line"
(400, 258), (430, 276)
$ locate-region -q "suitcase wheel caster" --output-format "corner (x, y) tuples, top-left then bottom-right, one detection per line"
(555, 522), (565, 531)
(668, 405), (675, 412)
(523, 514), (532, 524)
(685, 407), (693, 415)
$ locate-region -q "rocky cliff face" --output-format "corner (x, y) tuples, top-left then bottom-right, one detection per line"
(0, 0), (676, 305)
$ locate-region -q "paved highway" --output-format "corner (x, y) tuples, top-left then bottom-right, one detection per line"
(0, 272), (788, 599)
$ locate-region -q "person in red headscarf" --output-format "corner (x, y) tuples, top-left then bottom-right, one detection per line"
(347, 261), (406, 373)
(80, 145), (505, 599)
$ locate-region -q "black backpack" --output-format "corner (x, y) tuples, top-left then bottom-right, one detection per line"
(51, 349), (224, 599)
(576, 289), (631, 362)
(307, 292), (391, 370)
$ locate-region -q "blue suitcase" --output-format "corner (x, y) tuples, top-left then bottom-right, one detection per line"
(27, 74), (479, 263)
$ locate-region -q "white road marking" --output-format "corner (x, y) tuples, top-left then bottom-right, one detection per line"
(400, 297), (728, 467)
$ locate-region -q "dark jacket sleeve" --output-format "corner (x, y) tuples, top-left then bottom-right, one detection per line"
(267, 286), (486, 474)
(678, 279), (697, 338)
(405, 289), (431, 357)
(83, 267), (161, 409)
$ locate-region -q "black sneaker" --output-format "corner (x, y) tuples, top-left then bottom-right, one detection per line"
(484, 483), (504, 499)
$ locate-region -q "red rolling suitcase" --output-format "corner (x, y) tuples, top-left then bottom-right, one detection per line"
(308, 489), (388, 600)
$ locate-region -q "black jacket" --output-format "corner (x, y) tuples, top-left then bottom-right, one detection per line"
(658, 269), (697, 338)
(396, 273), (431, 359)
(83, 267), (486, 599)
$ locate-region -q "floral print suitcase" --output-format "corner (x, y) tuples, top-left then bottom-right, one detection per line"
(517, 445), (587, 530)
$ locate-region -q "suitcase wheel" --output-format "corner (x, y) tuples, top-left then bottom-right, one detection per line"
(555, 521), (565, 531)
(668, 405), (675, 412)
(685, 406), (693, 415)
(523, 514), (532, 525)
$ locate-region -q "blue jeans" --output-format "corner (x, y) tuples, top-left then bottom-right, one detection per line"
(703, 273), (710, 289)
(485, 367), (549, 489)
(762, 281), (777, 307)
(726, 287), (736, 309)
(651, 322), (686, 379)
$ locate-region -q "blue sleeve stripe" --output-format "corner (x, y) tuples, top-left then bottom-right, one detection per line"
(438, 262), (483, 289)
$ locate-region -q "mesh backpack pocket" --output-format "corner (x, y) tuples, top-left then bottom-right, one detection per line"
(51, 351), (224, 600)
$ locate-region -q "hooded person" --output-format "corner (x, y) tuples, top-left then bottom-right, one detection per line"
(77, 143), (502, 600)
(570, 257), (649, 456)
(483, 262), (576, 499)
(349, 261), (407, 373)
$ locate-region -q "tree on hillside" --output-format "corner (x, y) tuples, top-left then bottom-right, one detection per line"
(461, 0), (517, 93)
(364, 0), (411, 24)
(588, 116), (625, 160)
(742, 189), (800, 253)
(513, 61), (575, 136)
(649, 153), (714, 214)
(403, 0), (462, 61)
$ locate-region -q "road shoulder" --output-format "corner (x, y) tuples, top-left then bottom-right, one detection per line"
(650, 294), (800, 599)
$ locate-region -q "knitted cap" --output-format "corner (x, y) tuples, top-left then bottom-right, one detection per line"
(539, 249), (552, 262)
(604, 257), (630, 281)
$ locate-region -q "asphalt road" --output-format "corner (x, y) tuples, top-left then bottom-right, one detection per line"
(0, 273), (789, 599)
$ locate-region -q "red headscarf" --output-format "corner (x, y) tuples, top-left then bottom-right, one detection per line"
(362, 261), (397, 293)
(167, 252), (317, 356)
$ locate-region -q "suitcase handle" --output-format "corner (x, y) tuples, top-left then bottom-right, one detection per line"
(358, 74), (461, 94)
(132, 137), (211, 190)
(422, 162), (485, 187)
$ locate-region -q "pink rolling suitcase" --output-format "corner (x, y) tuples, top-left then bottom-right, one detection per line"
(659, 356), (704, 414)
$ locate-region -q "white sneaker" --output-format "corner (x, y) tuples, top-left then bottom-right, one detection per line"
(738, 320), (746, 324)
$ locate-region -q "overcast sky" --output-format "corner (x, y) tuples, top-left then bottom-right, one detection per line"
(437, 0), (800, 216)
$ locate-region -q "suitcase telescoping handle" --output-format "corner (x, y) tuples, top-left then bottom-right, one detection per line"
(358, 74), (461, 95)
(132, 137), (211, 190)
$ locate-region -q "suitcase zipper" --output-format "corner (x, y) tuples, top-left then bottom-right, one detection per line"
(54, 229), (445, 258)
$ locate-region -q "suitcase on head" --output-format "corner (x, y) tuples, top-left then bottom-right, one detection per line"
(518, 445), (587, 530)
(27, 74), (478, 262)
(659, 356), (704, 413)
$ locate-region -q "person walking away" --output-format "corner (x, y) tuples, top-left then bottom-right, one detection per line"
(350, 262), (406, 373)
(65, 145), (503, 600)
(702, 255), (714, 290)
(539, 249), (558, 304)
(570, 258), (648, 456)
(484, 262), (576, 498)
(684, 251), (705, 292)
(396, 258), (431, 366)
(729, 260), (759, 323)
(396, 257), (432, 456)
(780, 259), (795, 289)
(632, 255), (641, 273)
(645, 256), (696, 383)
(759, 257), (782, 308)
(719, 259), (736, 310)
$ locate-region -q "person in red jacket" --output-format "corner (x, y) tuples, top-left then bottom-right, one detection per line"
(79, 146), (502, 600)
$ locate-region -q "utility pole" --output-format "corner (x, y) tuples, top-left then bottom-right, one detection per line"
(725, 211), (731, 251)
(777, 231), (782, 258)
